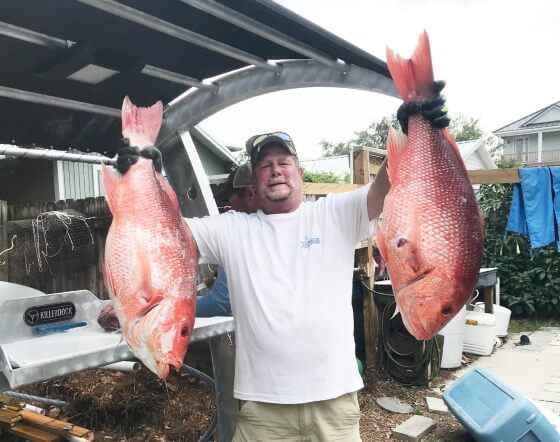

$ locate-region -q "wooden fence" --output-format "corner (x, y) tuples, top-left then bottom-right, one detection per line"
(0, 196), (112, 299)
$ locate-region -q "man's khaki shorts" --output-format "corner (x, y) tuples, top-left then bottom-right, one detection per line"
(232, 391), (361, 442)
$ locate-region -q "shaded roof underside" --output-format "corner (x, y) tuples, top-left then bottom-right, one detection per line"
(0, 0), (390, 156)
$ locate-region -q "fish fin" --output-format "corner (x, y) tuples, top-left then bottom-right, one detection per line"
(374, 220), (389, 264)
(442, 128), (468, 176)
(155, 172), (181, 213)
(391, 304), (400, 320)
(102, 253), (117, 300)
(121, 96), (164, 148)
(101, 164), (121, 215)
(386, 31), (434, 101)
(386, 126), (408, 184)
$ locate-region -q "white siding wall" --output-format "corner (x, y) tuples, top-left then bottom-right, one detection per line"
(464, 152), (485, 170)
(55, 161), (104, 200)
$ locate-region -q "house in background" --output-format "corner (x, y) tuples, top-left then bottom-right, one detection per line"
(0, 126), (237, 205)
(494, 101), (560, 164)
(457, 139), (497, 171)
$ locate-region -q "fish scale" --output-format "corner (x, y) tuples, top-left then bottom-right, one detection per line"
(376, 33), (484, 340)
(102, 97), (198, 379)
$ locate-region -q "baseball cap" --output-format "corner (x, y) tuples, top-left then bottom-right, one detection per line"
(215, 162), (253, 202)
(245, 131), (298, 166)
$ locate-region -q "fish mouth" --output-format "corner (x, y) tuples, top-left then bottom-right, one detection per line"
(397, 269), (432, 292)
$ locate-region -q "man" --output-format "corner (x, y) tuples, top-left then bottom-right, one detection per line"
(187, 133), (389, 440)
(197, 163), (257, 317)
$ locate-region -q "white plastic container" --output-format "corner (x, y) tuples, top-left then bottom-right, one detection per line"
(463, 310), (496, 356)
(439, 305), (467, 368)
(473, 302), (512, 337)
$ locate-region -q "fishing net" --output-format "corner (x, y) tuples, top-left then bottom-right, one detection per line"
(0, 209), (96, 276)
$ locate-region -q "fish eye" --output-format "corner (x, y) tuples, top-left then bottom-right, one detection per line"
(442, 306), (453, 316)
(180, 326), (189, 337)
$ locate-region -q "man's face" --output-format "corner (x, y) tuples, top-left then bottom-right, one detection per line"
(253, 145), (303, 213)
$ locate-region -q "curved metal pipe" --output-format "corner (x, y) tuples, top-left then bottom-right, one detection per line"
(160, 59), (398, 145)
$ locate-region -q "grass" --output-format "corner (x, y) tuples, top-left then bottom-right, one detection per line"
(508, 317), (560, 334)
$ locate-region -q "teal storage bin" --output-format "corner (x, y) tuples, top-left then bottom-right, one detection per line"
(443, 367), (560, 442)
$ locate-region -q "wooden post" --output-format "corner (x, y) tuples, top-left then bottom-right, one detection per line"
(353, 149), (379, 367)
(0, 200), (8, 282)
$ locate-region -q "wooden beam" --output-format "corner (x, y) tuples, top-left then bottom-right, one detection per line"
(525, 160), (560, 168)
(6, 423), (61, 442)
(302, 182), (360, 195)
(5, 406), (93, 441)
(303, 168), (522, 193)
(468, 168), (520, 184)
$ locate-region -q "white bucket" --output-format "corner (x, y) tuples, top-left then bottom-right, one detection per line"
(463, 310), (496, 356)
(439, 305), (467, 369)
(474, 302), (512, 337)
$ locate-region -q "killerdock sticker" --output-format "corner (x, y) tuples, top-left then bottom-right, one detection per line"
(24, 302), (76, 326)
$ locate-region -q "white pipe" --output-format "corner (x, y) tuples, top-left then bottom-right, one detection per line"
(100, 361), (141, 372)
(23, 404), (46, 415)
(64, 436), (90, 442)
(0, 144), (115, 165)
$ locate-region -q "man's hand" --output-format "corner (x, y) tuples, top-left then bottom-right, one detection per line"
(396, 80), (450, 134)
(115, 138), (163, 174)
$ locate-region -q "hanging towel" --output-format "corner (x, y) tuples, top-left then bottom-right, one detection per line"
(506, 183), (528, 235)
(506, 167), (554, 249)
(549, 166), (560, 249)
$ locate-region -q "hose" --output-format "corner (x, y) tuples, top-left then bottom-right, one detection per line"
(181, 364), (218, 442)
(2, 390), (68, 408)
(361, 280), (441, 386)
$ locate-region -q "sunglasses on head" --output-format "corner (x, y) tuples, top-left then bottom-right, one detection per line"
(247, 132), (296, 163)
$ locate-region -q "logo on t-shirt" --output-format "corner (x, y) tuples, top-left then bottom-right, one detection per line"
(301, 236), (320, 248)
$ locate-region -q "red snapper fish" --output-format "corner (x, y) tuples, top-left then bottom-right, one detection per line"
(102, 97), (198, 379)
(376, 32), (484, 340)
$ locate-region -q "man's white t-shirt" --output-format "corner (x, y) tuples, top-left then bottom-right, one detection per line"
(186, 184), (371, 404)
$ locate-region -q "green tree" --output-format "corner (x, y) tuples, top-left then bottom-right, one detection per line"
(320, 115), (399, 157)
(303, 170), (348, 183)
(448, 113), (484, 142)
(320, 112), (489, 158)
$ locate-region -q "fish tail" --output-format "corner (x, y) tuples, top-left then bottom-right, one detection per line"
(101, 164), (121, 214)
(121, 96), (164, 148)
(386, 31), (434, 102)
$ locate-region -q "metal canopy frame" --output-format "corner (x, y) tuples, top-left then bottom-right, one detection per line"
(0, 0), (393, 154)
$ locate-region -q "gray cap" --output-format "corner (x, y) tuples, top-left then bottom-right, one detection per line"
(245, 132), (298, 166)
(215, 162), (252, 201)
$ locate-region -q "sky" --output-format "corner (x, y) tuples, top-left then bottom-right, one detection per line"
(199, 0), (560, 160)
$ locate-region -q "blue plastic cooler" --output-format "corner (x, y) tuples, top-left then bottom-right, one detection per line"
(443, 367), (559, 442)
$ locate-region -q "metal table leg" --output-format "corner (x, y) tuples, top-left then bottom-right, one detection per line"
(209, 333), (237, 441)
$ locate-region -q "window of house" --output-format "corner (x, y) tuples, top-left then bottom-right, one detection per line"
(514, 137), (529, 161)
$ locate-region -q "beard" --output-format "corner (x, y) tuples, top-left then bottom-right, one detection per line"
(258, 179), (294, 202)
